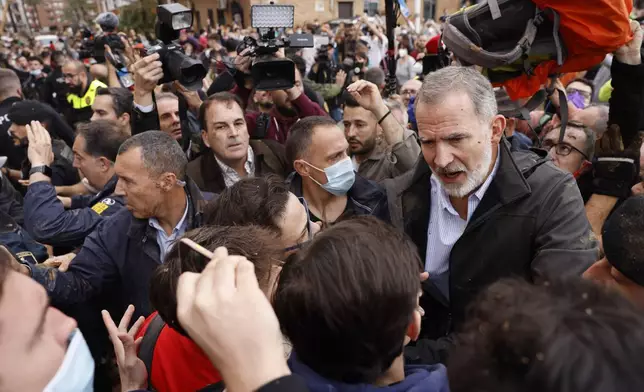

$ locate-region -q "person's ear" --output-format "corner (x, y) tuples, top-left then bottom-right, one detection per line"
(490, 114), (506, 143)
(406, 307), (422, 343)
(120, 113), (131, 127)
(293, 159), (310, 177)
(156, 172), (177, 192)
(97, 156), (112, 172)
(201, 129), (210, 149)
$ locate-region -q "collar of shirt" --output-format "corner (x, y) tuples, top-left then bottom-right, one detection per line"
(430, 147), (501, 221)
(148, 195), (190, 238)
(214, 146), (255, 187)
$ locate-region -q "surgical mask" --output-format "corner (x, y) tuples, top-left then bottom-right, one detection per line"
(30, 69), (42, 76)
(43, 329), (95, 392)
(398, 49), (408, 58)
(567, 91), (586, 109)
(304, 157), (355, 196)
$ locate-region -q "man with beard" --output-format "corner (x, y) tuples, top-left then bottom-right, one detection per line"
(62, 60), (107, 127)
(253, 90), (274, 114)
(342, 80), (420, 182)
(0, 69), (27, 172)
(7, 100), (78, 187)
(385, 66), (596, 360)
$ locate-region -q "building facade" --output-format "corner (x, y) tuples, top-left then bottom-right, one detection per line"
(189, 0), (463, 31)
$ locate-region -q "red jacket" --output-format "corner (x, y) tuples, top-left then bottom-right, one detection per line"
(136, 312), (222, 392)
(232, 85), (327, 144)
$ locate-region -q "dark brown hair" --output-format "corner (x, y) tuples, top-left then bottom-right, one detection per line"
(150, 225), (283, 336)
(76, 120), (130, 162)
(199, 91), (245, 131)
(204, 175), (290, 235)
(447, 277), (644, 392)
(273, 216), (421, 384)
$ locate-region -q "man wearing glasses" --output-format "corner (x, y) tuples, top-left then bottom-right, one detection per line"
(541, 121), (595, 179)
(61, 60), (107, 127)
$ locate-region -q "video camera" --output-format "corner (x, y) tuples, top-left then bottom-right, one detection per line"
(78, 14), (126, 64)
(236, 3), (313, 91)
(145, 3), (206, 91)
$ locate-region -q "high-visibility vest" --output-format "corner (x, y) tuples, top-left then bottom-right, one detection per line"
(67, 79), (107, 110)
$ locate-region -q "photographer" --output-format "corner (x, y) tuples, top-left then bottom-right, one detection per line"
(232, 51), (327, 144)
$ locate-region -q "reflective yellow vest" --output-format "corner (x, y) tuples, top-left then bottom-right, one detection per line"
(67, 79), (107, 110)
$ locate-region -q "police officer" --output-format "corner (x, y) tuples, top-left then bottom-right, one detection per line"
(62, 60), (107, 127)
(0, 69), (26, 171)
(23, 120), (129, 249)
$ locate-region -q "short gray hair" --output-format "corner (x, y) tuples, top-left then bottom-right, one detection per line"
(415, 66), (497, 123)
(118, 131), (188, 179)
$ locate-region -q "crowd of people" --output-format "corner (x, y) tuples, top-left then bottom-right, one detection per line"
(1, 5), (644, 392)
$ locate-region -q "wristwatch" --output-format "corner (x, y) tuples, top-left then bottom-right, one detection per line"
(29, 165), (53, 178)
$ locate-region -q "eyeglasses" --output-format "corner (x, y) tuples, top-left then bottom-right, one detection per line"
(63, 73), (79, 80)
(542, 141), (589, 160)
(283, 197), (313, 253)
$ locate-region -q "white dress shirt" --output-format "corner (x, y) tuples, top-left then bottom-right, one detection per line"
(148, 196), (189, 263)
(214, 146), (255, 188)
(425, 149), (501, 277)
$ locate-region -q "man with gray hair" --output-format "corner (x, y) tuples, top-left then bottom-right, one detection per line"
(385, 66), (596, 358)
(12, 131), (212, 322)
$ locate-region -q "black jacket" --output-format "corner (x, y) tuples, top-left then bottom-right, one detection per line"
(187, 140), (291, 194)
(42, 66), (69, 111)
(287, 171), (390, 224)
(0, 97), (25, 170)
(0, 173), (23, 225)
(24, 175), (125, 248)
(30, 177), (210, 322)
(385, 140), (597, 341)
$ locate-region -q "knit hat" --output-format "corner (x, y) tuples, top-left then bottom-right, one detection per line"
(603, 195), (644, 287)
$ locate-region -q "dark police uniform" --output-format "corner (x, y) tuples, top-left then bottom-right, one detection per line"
(23, 175), (124, 249)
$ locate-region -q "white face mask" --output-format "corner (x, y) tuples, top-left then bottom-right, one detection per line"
(398, 49), (408, 58)
(30, 69), (42, 76)
(43, 329), (95, 392)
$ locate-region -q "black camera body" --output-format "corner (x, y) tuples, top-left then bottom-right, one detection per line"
(149, 3), (206, 91)
(238, 32), (313, 91)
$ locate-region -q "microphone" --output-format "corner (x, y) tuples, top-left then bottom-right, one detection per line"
(95, 12), (119, 32)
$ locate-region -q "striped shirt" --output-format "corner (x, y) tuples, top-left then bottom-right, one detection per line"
(425, 150), (500, 298)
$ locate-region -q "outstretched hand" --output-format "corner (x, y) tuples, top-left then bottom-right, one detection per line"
(615, 20), (643, 66)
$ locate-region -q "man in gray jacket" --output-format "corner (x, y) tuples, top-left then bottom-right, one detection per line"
(385, 67), (597, 354)
(343, 80), (420, 182)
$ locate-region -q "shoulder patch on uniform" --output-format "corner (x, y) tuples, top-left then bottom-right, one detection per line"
(91, 202), (110, 215)
(100, 198), (116, 206)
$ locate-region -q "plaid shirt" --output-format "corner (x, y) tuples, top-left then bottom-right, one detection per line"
(214, 146), (256, 188)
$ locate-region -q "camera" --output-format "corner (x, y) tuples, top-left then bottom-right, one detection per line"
(78, 14), (126, 64)
(237, 3), (313, 91)
(145, 3), (207, 91)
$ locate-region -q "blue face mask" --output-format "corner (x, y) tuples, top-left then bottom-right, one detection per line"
(43, 329), (95, 392)
(305, 157), (355, 196)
